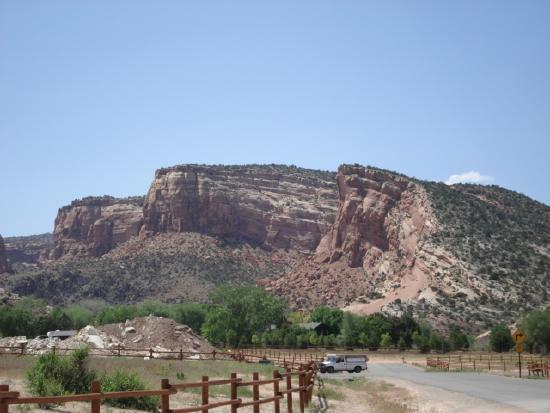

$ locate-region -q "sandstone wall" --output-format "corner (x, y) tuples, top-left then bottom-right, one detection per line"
(140, 165), (339, 252)
(52, 196), (144, 258)
(4, 233), (53, 265)
(264, 164), (436, 309)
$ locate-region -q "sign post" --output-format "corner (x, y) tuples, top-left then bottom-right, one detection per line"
(512, 329), (526, 378)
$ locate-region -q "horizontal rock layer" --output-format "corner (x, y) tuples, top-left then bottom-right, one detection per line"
(50, 165), (339, 258)
(140, 165), (339, 252)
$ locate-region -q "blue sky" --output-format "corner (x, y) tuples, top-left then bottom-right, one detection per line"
(1, 1), (549, 236)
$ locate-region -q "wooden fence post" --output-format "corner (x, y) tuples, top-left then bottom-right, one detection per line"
(286, 368), (293, 413)
(230, 373), (238, 413)
(0, 384), (9, 413)
(298, 370), (305, 413)
(161, 378), (170, 413)
(201, 376), (209, 413)
(91, 380), (101, 413)
(149, 348), (153, 359)
(273, 370), (281, 413)
(179, 348), (183, 360)
(252, 372), (260, 413)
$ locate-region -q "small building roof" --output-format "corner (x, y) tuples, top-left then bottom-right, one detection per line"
(47, 330), (77, 337)
(297, 322), (322, 330)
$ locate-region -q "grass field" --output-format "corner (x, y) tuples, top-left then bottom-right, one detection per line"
(0, 355), (309, 412)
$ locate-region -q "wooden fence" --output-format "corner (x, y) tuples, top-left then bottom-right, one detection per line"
(0, 360), (317, 413)
(0, 345), (324, 365)
(426, 354), (550, 377)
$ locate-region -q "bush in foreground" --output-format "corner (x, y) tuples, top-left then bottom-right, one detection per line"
(101, 370), (159, 412)
(27, 347), (96, 403)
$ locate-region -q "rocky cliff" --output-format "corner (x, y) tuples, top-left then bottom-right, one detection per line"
(140, 164), (338, 252)
(264, 165), (550, 331)
(4, 233), (53, 267)
(52, 196), (144, 258)
(4, 163), (549, 333)
(50, 165), (338, 259)
(0, 235), (12, 274)
(263, 165), (437, 311)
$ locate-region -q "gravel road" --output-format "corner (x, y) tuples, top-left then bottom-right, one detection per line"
(321, 364), (550, 413)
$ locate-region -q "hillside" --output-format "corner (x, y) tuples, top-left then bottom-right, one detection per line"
(5, 232), (300, 305)
(1, 163), (548, 333)
(265, 165), (550, 331)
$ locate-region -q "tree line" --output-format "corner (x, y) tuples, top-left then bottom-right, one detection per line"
(1, 286), (549, 353)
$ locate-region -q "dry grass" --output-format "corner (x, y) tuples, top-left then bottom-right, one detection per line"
(320, 377), (441, 413)
(0, 355), (304, 413)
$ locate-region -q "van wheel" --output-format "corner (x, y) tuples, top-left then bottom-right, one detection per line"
(354, 366), (362, 373)
(348, 370), (354, 373)
(327, 367), (335, 373)
(320, 367), (326, 374)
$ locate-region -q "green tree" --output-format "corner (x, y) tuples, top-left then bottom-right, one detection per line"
(449, 326), (470, 351)
(310, 306), (343, 335)
(169, 303), (207, 332)
(522, 309), (550, 353)
(342, 312), (355, 347)
(201, 285), (287, 346)
(489, 324), (514, 352)
(380, 333), (392, 348)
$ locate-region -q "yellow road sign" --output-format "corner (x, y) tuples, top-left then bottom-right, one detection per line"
(516, 343), (524, 353)
(512, 329), (526, 344)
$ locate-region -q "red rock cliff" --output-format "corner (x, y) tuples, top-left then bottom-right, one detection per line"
(140, 165), (339, 252)
(52, 196), (144, 258)
(264, 164), (436, 310)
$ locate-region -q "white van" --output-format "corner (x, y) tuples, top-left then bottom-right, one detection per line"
(319, 354), (368, 373)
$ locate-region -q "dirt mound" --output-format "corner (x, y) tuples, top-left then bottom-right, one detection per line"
(97, 316), (214, 354)
(0, 316), (214, 357)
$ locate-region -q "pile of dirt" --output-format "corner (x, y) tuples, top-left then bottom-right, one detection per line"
(98, 315), (214, 354)
(0, 316), (215, 357)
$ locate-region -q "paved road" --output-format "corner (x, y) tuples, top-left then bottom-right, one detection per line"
(321, 364), (550, 413)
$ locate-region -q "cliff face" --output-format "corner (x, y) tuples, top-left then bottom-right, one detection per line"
(4, 233), (53, 266)
(140, 165), (338, 252)
(0, 235), (12, 274)
(52, 196), (144, 258)
(263, 165), (437, 310)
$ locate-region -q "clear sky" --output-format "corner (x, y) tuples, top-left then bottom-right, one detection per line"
(1, 1), (549, 236)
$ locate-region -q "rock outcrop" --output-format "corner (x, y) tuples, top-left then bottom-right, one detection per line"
(0, 235), (12, 274)
(264, 165), (437, 310)
(4, 233), (53, 266)
(52, 196), (144, 258)
(140, 165), (338, 252)
(50, 165), (338, 259)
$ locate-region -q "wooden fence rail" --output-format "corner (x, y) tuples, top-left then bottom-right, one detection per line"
(0, 345), (324, 365)
(0, 362), (317, 413)
(426, 354), (550, 377)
